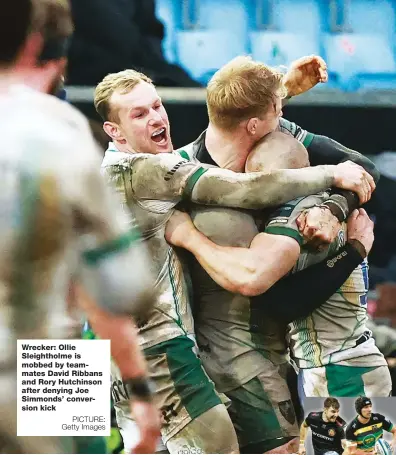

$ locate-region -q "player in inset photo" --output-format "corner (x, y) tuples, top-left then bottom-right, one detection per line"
(299, 397), (347, 455)
(346, 397), (396, 455)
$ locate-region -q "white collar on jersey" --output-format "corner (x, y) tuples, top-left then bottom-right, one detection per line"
(102, 142), (130, 167)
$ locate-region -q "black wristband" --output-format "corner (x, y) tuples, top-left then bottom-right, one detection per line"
(347, 239), (367, 258)
(123, 377), (155, 403)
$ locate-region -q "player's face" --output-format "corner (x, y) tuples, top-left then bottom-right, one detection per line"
(324, 406), (340, 421)
(361, 405), (372, 419)
(112, 81), (173, 154)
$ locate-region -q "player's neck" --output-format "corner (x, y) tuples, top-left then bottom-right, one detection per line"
(358, 415), (370, 424)
(114, 141), (135, 154)
(322, 411), (330, 422)
(205, 123), (254, 173)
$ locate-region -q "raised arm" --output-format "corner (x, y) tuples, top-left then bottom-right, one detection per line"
(298, 420), (310, 455)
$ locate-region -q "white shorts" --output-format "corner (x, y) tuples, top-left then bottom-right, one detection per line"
(298, 364), (391, 399)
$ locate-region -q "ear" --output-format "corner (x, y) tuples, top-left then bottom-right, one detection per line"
(246, 117), (259, 136)
(103, 121), (125, 143)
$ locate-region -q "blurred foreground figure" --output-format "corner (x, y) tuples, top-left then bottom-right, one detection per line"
(0, 1), (159, 453)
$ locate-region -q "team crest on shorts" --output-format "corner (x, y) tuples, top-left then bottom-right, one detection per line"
(279, 400), (296, 425)
(328, 429), (336, 437)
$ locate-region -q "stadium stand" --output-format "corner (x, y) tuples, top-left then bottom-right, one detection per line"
(156, 0), (396, 90)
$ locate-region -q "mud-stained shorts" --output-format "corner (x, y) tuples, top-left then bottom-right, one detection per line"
(298, 364), (392, 399)
(225, 362), (299, 452)
(113, 335), (237, 451)
(119, 403), (239, 454)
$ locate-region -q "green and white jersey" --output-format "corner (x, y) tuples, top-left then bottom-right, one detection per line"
(265, 193), (387, 369)
(101, 144), (204, 349)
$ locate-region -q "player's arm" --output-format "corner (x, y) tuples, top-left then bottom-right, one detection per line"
(345, 423), (361, 455)
(390, 426), (396, 451)
(279, 118), (379, 219)
(71, 283), (160, 454)
(251, 208), (372, 323)
(165, 210), (300, 296)
(382, 416), (396, 450)
(299, 420), (310, 455)
(124, 152), (372, 209)
(72, 137), (156, 318)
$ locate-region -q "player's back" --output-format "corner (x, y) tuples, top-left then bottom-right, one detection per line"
(189, 204), (288, 392)
(0, 86), (100, 366)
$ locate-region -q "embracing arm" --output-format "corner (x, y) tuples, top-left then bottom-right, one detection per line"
(111, 152), (372, 210)
(165, 209), (364, 316)
(167, 215), (300, 296)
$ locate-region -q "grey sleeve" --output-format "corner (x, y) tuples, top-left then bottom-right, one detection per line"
(189, 166), (334, 210)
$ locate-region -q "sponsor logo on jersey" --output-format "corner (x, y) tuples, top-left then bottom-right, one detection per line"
(312, 431), (333, 441)
(363, 435), (376, 447)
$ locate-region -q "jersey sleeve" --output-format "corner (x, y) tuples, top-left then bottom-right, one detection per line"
(337, 425), (346, 440)
(304, 413), (314, 427)
(121, 153), (209, 202)
(264, 193), (327, 245)
(346, 423), (357, 441)
(379, 415), (394, 432)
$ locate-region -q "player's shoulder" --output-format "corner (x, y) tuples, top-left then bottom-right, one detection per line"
(346, 417), (359, 430)
(372, 413), (385, 422)
(22, 87), (89, 130)
(176, 141), (195, 160)
(307, 411), (321, 421)
(102, 145), (191, 171)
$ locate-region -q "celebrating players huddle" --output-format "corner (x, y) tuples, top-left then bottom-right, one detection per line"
(93, 56), (390, 454)
(1, 0), (394, 454)
(300, 397), (396, 455)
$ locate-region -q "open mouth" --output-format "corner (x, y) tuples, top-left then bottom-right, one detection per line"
(151, 127), (167, 145)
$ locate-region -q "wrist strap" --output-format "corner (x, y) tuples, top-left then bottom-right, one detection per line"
(347, 239), (367, 259)
(123, 377), (155, 403)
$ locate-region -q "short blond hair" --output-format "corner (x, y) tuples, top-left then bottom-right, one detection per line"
(94, 69), (153, 122)
(207, 56), (287, 131)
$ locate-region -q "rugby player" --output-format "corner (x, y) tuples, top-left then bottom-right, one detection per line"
(0, 1), (159, 453)
(165, 133), (375, 454)
(246, 137), (390, 398)
(299, 398), (347, 455)
(95, 63), (373, 453)
(346, 397), (396, 454)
